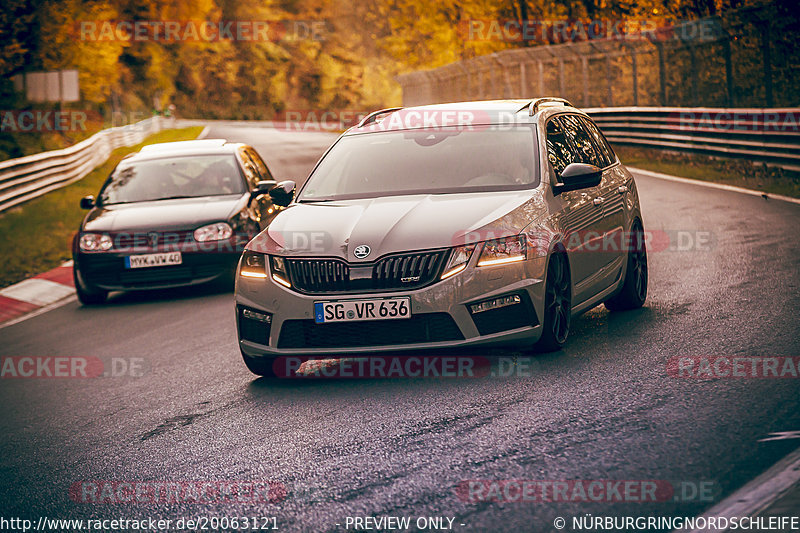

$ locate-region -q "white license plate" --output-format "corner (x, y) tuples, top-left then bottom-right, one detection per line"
(125, 252), (183, 269)
(314, 297), (411, 324)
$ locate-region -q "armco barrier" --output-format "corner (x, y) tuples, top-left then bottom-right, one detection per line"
(0, 116), (169, 213)
(584, 107), (800, 172)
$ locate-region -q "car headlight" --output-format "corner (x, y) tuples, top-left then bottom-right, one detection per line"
(269, 256), (291, 288)
(441, 245), (475, 280)
(79, 233), (113, 251)
(194, 222), (233, 242)
(240, 250), (267, 279)
(477, 235), (527, 267)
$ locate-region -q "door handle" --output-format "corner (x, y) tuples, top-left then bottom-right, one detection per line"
(593, 197), (604, 206)
(618, 185), (629, 194)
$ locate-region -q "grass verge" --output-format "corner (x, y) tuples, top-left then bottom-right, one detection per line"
(0, 126), (203, 289)
(614, 145), (800, 199)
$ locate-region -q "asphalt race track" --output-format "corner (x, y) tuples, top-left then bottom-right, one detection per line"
(1, 125), (799, 532)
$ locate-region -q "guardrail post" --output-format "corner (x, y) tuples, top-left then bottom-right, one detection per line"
(605, 52), (613, 107)
(581, 56), (589, 107)
(759, 22), (774, 107)
(652, 39), (667, 106)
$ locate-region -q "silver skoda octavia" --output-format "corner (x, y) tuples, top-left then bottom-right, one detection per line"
(235, 98), (647, 376)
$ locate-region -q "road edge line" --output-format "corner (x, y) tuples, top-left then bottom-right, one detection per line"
(677, 446), (800, 532)
(628, 167), (800, 206)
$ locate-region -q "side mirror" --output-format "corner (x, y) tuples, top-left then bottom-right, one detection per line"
(269, 180), (296, 207)
(251, 180), (277, 197)
(553, 163), (602, 194)
(80, 195), (95, 209)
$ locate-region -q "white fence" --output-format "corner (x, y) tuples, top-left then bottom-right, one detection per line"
(0, 116), (169, 213)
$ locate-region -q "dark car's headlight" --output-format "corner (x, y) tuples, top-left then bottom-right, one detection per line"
(79, 233), (113, 251)
(240, 251), (267, 279)
(441, 245), (475, 280)
(477, 235), (527, 267)
(269, 256), (291, 288)
(194, 222), (233, 242)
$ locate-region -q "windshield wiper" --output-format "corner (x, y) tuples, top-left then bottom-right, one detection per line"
(156, 195), (196, 201)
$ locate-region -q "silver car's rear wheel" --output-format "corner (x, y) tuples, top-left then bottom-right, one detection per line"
(534, 252), (571, 352)
(605, 221), (648, 311)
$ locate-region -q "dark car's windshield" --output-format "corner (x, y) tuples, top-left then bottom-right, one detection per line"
(99, 154), (245, 205)
(299, 126), (539, 201)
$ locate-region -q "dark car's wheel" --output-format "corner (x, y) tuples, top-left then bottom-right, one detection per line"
(73, 267), (108, 305)
(242, 353), (278, 378)
(534, 252), (571, 352)
(605, 221), (648, 311)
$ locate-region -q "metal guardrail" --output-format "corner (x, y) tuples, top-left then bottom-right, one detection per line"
(0, 116), (169, 213)
(584, 107), (800, 172)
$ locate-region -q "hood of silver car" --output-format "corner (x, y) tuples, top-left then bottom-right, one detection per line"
(248, 191), (547, 261)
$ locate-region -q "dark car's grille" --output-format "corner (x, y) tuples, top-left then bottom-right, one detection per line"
(284, 250), (448, 294)
(109, 230), (196, 250)
(277, 313), (463, 349)
(79, 253), (234, 288)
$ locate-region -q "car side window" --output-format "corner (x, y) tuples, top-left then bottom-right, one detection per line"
(238, 149), (260, 189)
(560, 115), (602, 167)
(545, 118), (575, 177)
(580, 117), (617, 167)
(246, 147), (275, 182)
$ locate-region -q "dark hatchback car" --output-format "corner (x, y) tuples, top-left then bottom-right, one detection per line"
(73, 139), (282, 304)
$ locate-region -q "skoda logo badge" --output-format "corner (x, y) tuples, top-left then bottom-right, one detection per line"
(353, 245), (371, 259)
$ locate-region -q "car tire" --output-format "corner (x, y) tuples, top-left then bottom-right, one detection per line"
(242, 353), (278, 378)
(73, 267), (108, 305)
(533, 252), (571, 352)
(604, 221), (648, 312)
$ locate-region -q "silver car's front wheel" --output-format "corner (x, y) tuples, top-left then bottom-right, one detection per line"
(534, 252), (571, 352)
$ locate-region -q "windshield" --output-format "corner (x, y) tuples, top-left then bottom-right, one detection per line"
(299, 126), (538, 201)
(99, 154), (246, 205)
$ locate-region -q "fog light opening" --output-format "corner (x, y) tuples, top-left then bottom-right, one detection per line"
(242, 308), (272, 323)
(470, 294), (522, 314)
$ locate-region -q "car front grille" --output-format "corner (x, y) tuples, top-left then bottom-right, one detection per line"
(79, 253), (234, 288)
(284, 250), (448, 294)
(109, 230), (196, 250)
(277, 313), (463, 349)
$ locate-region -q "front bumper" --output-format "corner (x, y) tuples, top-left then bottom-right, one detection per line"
(75, 250), (239, 291)
(235, 253), (548, 357)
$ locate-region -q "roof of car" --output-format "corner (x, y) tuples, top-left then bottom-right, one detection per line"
(344, 98), (583, 135)
(123, 139), (245, 162)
